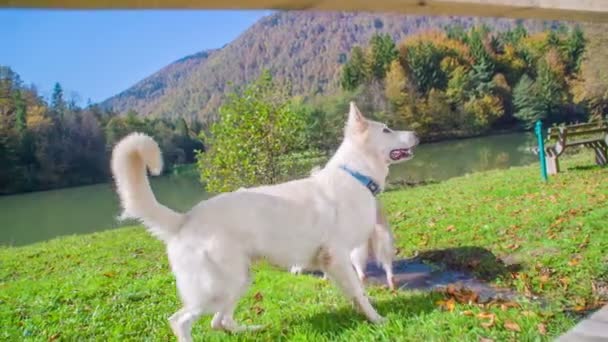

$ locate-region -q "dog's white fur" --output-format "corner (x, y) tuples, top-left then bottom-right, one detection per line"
(246, 165), (396, 290)
(111, 102), (417, 341)
(290, 204), (396, 289)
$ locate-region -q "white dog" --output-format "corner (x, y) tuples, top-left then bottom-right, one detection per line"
(111, 102), (418, 341)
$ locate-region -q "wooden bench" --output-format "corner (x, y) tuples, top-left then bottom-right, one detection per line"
(538, 120), (608, 174)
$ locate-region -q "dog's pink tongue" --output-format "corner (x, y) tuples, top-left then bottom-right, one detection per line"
(390, 148), (410, 160)
(390, 149), (409, 160)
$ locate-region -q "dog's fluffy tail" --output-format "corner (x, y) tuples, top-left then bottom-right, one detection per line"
(111, 132), (184, 242)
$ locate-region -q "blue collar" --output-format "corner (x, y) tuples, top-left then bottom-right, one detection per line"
(339, 165), (381, 196)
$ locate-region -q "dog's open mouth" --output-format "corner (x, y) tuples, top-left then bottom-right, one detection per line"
(389, 148), (413, 161)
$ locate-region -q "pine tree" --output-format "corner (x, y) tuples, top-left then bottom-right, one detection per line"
(13, 90), (26, 133)
(565, 26), (585, 73)
(369, 33), (398, 80)
(50, 83), (66, 118)
(513, 74), (544, 128)
(407, 42), (446, 94)
(468, 27), (496, 97)
(340, 46), (369, 91)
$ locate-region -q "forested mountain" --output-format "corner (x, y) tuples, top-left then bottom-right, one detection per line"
(101, 11), (557, 121)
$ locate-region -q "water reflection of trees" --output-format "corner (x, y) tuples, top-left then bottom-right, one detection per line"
(389, 133), (537, 183)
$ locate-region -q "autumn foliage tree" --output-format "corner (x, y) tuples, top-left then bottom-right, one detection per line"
(340, 24), (589, 138)
(0, 66), (204, 194)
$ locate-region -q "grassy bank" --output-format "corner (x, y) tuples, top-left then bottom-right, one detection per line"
(1, 153), (606, 341)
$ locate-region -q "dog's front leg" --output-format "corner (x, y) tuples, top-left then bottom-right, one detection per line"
(322, 249), (386, 324)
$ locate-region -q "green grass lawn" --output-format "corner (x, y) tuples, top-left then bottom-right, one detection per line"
(1, 153), (607, 341)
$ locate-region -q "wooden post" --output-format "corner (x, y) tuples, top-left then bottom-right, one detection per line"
(545, 154), (560, 175)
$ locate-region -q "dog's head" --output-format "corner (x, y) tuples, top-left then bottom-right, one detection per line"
(345, 102), (419, 164)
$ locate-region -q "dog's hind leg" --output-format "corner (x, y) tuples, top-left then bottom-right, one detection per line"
(350, 243), (368, 283)
(221, 307), (266, 333)
(383, 261), (395, 290)
(211, 262), (265, 333)
(322, 248), (386, 324)
(169, 307), (203, 342)
(169, 247), (225, 341)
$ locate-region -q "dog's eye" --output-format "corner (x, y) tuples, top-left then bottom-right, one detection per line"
(382, 127), (392, 134)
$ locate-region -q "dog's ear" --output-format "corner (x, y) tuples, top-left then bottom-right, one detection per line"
(346, 102), (368, 133)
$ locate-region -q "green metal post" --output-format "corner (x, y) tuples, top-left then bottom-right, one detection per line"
(535, 120), (548, 182)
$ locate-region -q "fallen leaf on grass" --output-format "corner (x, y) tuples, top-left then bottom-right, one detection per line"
(506, 243), (520, 251)
(478, 311), (496, 328)
(578, 235), (590, 249)
(539, 274), (550, 283)
(499, 302), (520, 311)
(481, 317), (495, 329)
(393, 210), (407, 219)
(573, 305), (587, 312)
(479, 338), (494, 342)
(481, 321), (495, 329)
(559, 277), (570, 290)
(102, 272), (116, 278)
(504, 321), (521, 332)
(446, 225), (456, 232)
(48, 333), (61, 342)
(253, 292), (263, 302)
(252, 305), (264, 315)
(568, 258), (580, 267)
(443, 285), (480, 304)
(436, 298), (456, 312)
(477, 312), (495, 320)
(537, 323), (547, 335)
(461, 310), (474, 316)
(551, 217), (565, 227)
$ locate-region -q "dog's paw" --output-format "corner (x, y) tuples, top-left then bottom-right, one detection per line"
(290, 266), (303, 275)
(371, 315), (388, 325)
(387, 276), (396, 291)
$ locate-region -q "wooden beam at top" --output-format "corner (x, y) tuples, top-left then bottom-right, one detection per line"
(2, 0), (608, 23)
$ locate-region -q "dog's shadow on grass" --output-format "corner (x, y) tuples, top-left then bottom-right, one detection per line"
(286, 291), (440, 338)
(415, 245), (522, 281)
(278, 246), (522, 338)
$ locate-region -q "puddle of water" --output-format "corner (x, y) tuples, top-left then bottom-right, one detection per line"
(303, 258), (520, 303)
(365, 259), (519, 303)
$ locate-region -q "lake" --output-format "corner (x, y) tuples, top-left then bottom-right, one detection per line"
(0, 132), (538, 246)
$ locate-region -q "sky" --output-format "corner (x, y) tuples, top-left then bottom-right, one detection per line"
(0, 10), (272, 104)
